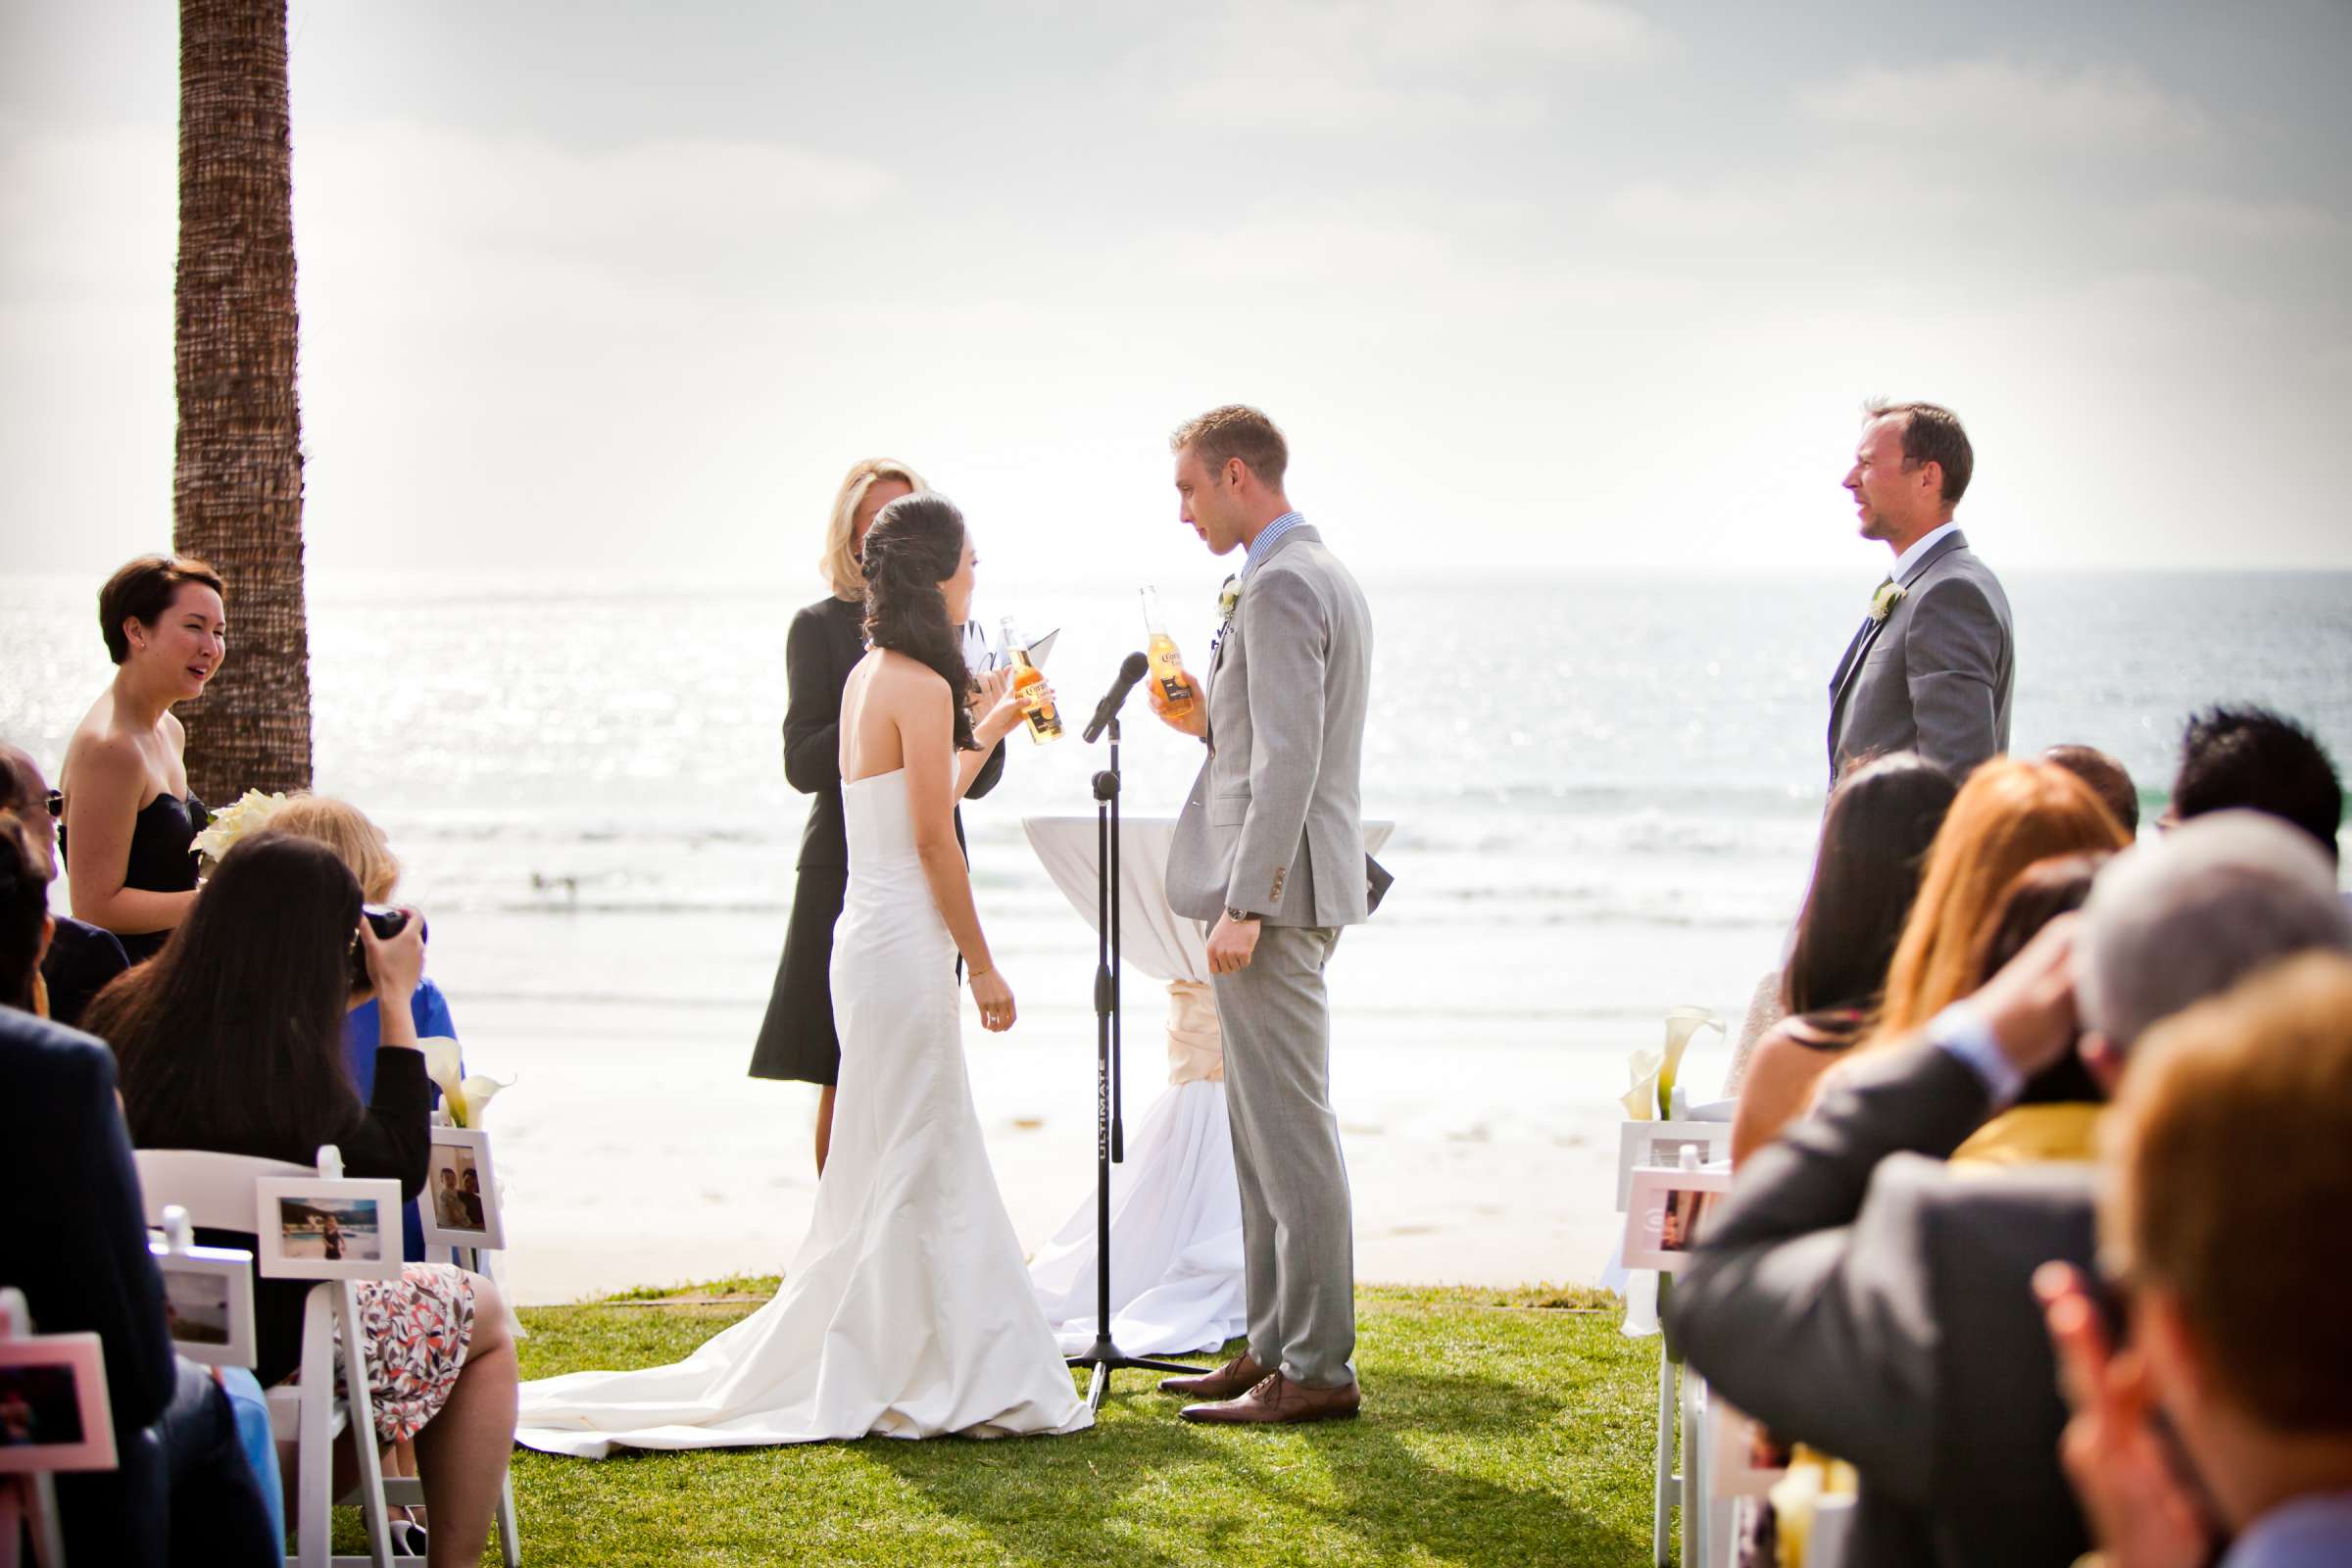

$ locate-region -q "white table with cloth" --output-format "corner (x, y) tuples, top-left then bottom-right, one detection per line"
(1020, 813), (1396, 1356)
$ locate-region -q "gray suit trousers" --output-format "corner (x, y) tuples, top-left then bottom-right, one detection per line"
(1211, 921), (1355, 1388)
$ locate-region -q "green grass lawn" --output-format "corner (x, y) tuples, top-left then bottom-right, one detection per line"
(462, 1279), (1675, 1567)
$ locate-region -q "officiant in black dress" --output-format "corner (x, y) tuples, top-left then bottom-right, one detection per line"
(749, 460), (1006, 1173)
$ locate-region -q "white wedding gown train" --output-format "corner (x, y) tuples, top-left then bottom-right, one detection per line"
(514, 768), (1090, 1455)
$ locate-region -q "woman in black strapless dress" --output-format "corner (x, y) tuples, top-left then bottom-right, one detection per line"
(58, 556), (228, 963)
(748, 460), (1008, 1174)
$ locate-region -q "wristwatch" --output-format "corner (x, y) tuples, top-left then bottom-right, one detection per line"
(1223, 906), (1260, 924)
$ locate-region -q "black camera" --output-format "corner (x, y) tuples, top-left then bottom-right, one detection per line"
(351, 906), (428, 989)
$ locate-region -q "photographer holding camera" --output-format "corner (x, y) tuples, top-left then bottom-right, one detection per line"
(81, 831), (517, 1568)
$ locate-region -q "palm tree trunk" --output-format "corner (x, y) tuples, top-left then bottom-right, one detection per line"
(172, 0), (314, 799)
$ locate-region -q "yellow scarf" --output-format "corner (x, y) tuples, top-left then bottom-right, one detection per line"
(1949, 1102), (2103, 1169)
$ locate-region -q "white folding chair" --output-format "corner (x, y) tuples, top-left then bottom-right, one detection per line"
(1807, 1494), (1857, 1568)
(1642, 1141), (1734, 1568)
(414, 1119), (521, 1568)
(134, 1148), (402, 1568)
(0, 1289), (77, 1568)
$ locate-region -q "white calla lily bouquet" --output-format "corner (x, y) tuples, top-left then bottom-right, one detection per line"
(422, 1038), (514, 1129)
(191, 788), (292, 869)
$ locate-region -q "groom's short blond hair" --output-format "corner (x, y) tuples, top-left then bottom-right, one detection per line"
(1171, 406), (1288, 491)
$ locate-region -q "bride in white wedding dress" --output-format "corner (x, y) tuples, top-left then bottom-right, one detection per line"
(515, 494), (1091, 1454)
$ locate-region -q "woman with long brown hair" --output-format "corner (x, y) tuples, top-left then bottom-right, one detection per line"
(1731, 754), (1958, 1161)
(84, 834), (516, 1566)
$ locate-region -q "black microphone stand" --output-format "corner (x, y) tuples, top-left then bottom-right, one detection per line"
(1069, 710), (1205, 1410)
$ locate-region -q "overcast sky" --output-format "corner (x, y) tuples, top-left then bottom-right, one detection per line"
(3, 0), (2348, 591)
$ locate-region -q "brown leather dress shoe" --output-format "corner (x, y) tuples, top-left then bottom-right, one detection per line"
(1158, 1350), (1271, 1400)
(1181, 1372), (1362, 1425)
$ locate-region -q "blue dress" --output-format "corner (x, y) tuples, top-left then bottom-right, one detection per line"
(343, 981), (459, 1262)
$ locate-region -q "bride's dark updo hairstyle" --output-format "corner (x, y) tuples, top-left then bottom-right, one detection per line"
(858, 491), (978, 752)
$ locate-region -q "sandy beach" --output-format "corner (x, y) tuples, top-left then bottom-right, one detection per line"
(439, 907), (1750, 1305)
(475, 992), (1698, 1305)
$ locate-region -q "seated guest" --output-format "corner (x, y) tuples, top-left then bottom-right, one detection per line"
(83, 833), (517, 1567)
(1669, 812), (2351, 1568)
(1733, 754), (1957, 1161)
(2165, 703), (2343, 864)
(57, 556), (228, 962)
(269, 792), (460, 1262)
(0, 741), (129, 1026)
(1948, 854), (2106, 1166)
(2043, 743), (2140, 837)
(2042, 954), (2352, 1568)
(0, 813), (277, 1564)
(1851, 756), (2131, 1057)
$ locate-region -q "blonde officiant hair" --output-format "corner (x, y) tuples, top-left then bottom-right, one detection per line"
(270, 795), (402, 904)
(820, 459), (929, 602)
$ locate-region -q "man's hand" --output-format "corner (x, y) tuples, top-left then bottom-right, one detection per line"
(1147, 668), (1208, 739)
(2034, 1263), (2212, 1568)
(1978, 912), (2082, 1076)
(1206, 912), (1260, 974)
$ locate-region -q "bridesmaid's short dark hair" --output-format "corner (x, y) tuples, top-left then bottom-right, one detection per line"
(99, 555), (224, 664)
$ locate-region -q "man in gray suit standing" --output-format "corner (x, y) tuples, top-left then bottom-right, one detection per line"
(1829, 400), (2015, 787)
(1148, 405), (1375, 1425)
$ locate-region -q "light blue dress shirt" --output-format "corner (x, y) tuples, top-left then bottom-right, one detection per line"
(1240, 510), (1305, 580)
(2221, 1493), (2352, 1568)
(1928, 999), (2026, 1107)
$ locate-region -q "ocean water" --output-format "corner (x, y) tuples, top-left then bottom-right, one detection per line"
(11, 569), (2349, 1295)
(6, 569), (2349, 1053)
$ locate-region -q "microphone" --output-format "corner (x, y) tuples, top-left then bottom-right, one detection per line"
(1082, 652), (1152, 743)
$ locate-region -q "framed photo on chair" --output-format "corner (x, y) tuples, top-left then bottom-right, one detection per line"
(253, 1178), (405, 1280)
(148, 1242), (257, 1369)
(418, 1126), (505, 1250)
(1615, 1119), (1733, 1210)
(1710, 1392), (1792, 1497)
(0, 1333), (116, 1474)
(1623, 1164), (1734, 1272)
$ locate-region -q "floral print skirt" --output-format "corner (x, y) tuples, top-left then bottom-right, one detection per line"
(337, 1263), (476, 1444)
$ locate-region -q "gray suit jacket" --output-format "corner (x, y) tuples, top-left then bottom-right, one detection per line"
(1829, 528), (2014, 784)
(1166, 523), (1374, 927)
(1667, 1043), (2097, 1568)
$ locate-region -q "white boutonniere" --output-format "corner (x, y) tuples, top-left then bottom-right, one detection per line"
(1216, 574), (1242, 628)
(1868, 580), (1909, 623)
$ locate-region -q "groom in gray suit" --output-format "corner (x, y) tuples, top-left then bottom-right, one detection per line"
(1829, 401), (2014, 788)
(1150, 405), (1374, 1425)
